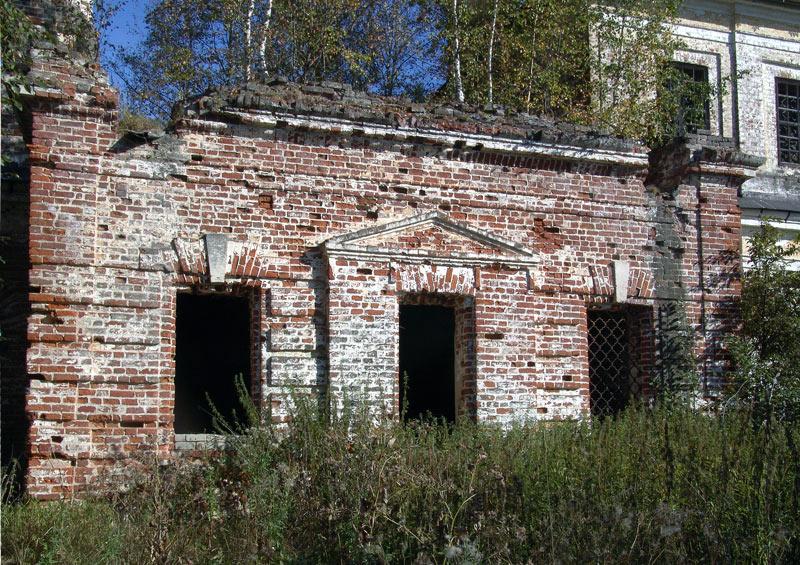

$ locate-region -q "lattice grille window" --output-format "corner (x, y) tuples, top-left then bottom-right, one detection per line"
(588, 311), (639, 417)
(776, 77), (800, 165)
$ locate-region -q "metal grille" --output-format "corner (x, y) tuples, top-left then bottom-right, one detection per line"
(588, 311), (632, 417)
(776, 78), (800, 165)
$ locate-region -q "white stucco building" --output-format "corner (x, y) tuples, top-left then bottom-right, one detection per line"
(672, 0), (800, 267)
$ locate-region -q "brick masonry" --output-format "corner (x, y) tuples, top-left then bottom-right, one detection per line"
(0, 18), (764, 498)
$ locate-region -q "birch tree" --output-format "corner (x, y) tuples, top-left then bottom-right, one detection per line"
(113, 0), (368, 116)
(258, 0), (273, 75)
(359, 0), (442, 97)
(451, 0), (465, 102)
(114, 0), (443, 117)
(434, 0), (681, 142)
(486, 0), (498, 106)
(111, 0), (687, 143)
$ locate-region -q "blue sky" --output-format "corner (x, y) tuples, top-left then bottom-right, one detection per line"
(99, 1), (148, 78)
(103, 0), (148, 46)
(97, 0), (158, 108)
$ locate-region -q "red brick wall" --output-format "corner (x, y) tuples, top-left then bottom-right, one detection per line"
(10, 49), (758, 497)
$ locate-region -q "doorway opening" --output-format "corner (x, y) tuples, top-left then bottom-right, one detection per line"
(175, 292), (252, 434)
(399, 303), (456, 422)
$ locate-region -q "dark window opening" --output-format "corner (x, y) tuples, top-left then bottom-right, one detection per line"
(669, 62), (711, 134)
(776, 77), (800, 165)
(399, 304), (455, 422)
(175, 293), (252, 434)
(588, 310), (632, 417)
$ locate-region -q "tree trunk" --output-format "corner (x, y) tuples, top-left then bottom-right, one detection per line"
(244, 0), (255, 82)
(524, 7), (540, 112)
(453, 0), (465, 103)
(259, 0), (273, 78)
(525, 52), (535, 111)
(488, 0), (499, 106)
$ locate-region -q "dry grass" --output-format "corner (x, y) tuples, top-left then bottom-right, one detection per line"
(3, 404), (799, 563)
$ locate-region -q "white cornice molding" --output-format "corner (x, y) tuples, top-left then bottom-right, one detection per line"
(200, 109), (650, 168)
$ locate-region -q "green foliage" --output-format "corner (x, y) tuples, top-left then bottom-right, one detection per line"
(1, 0), (44, 110)
(435, 0), (687, 142)
(1, 0), (740, 145)
(437, 0), (592, 111)
(1, 0), (118, 110)
(113, 0), (442, 117)
(589, 0), (684, 141)
(112, 0), (700, 143)
(0, 496), (123, 563)
(3, 405), (799, 562)
(729, 222), (800, 427)
(117, 109), (165, 132)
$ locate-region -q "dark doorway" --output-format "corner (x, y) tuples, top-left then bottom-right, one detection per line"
(175, 293), (252, 434)
(588, 310), (631, 417)
(399, 304), (456, 422)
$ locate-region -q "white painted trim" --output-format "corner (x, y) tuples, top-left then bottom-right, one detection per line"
(742, 256), (800, 271)
(671, 25), (730, 44)
(212, 109), (650, 167)
(174, 433), (228, 451)
(326, 248), (540, 267)
(324, 212), (540, 267)
(742, 218), (800, 232)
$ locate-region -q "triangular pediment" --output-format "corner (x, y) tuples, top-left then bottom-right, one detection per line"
(324, 212), (538, 266)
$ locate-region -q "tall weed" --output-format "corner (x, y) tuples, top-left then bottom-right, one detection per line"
(2, 405), (798, 563)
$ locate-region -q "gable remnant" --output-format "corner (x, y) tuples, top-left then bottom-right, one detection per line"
(324, 212), (539, 267)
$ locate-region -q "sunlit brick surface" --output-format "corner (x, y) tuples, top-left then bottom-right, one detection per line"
(5, 37), (761, 497)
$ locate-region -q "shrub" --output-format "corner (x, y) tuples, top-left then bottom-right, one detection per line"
(729, 222), (800, 427)
(2, 404), (798, 563)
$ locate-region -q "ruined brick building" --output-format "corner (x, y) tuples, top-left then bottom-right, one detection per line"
(2, 1), (788, 498)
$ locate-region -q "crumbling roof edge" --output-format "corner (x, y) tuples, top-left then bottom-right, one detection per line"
(180, 107), (651, 168)
(175, 80), (652, 168)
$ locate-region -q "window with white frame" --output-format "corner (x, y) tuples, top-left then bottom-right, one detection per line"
(672, 62), (711, 134)
(776, 77), (800, 165)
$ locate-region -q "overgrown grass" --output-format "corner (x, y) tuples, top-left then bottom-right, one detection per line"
(3, 406), (799, 563)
